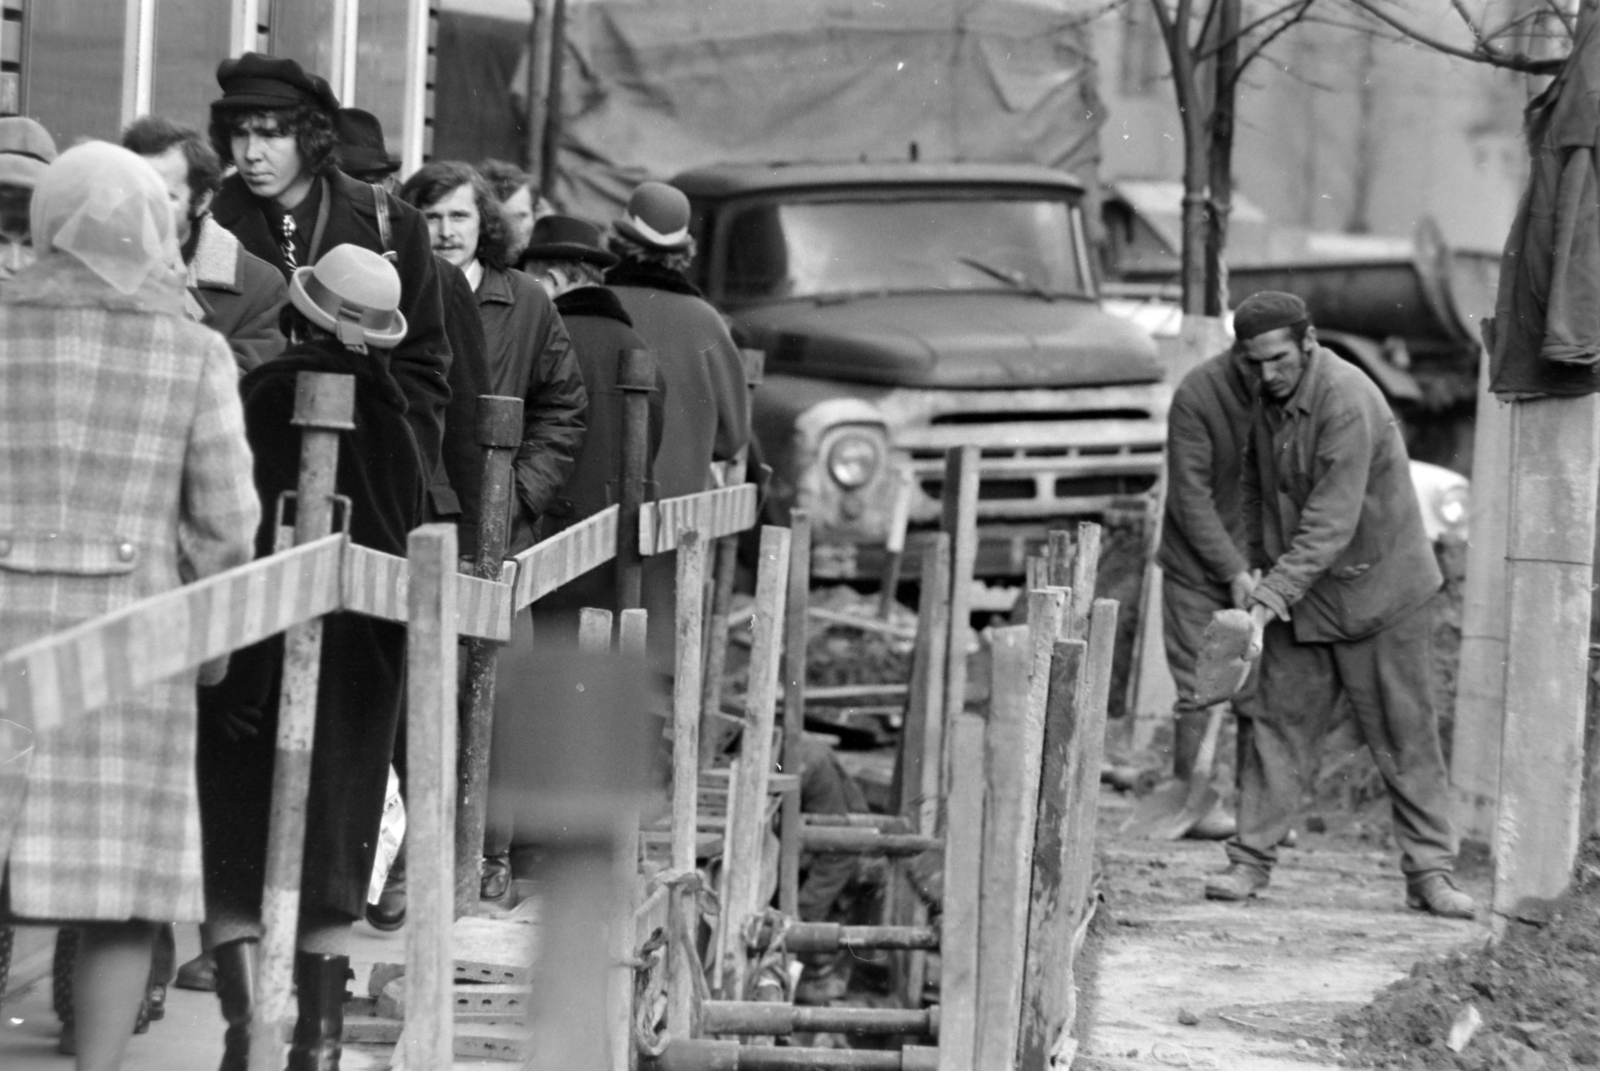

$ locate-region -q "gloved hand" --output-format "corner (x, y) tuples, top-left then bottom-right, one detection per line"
(198, 654), (231, 688)
(1229, 570), (1259, 610)
(216, 703), (265, 742)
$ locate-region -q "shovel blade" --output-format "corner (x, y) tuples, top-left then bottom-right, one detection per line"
(1194, 609), (1256, 707)
(1120, 779), (1221, 841)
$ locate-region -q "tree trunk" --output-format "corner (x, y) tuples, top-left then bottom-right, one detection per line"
(1203, 0), (1239, 316)
(1159, 0), (1210, 316)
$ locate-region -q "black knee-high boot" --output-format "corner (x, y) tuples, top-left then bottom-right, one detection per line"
(213, 938), (258, 1071)
(287, 950), (350, 1071)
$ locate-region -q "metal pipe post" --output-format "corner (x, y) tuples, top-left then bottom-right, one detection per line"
(455, 394), (524, 917)
(248, 372), (354, 1071)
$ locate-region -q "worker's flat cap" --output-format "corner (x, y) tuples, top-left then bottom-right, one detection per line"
(1233, 290), (1309, 341)
(213, 52), (339, 114)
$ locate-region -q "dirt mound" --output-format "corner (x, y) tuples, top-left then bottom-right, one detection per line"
(1338, 837), (1600, 1069)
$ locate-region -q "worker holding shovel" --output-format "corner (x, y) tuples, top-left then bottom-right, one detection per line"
(1204, 291), (1475, 920)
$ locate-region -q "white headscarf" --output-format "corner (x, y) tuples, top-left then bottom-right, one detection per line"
(31, 141), (178, 297)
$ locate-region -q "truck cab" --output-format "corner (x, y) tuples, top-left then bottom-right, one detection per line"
(674, 162), (1170, 580)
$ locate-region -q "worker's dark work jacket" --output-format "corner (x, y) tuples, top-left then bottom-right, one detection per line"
(1489, 14), (1600, 396)
(1244, 347), (1440, 643)
(435, 258), (491, 556)
(1158, 349), (1254, 596)
(211, 170), (453, 480)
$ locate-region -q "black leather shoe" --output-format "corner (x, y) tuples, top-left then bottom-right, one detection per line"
(1204, 863), (1270, 901)
(214, 938), (258, 1071)
(287, 951), (351, 1071)
(175, 951), (217, 992)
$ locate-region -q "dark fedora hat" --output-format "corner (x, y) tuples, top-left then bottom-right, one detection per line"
(335, 108), (400, 176)
(213, 52), (340, 114)
(523, 215), (619, 268)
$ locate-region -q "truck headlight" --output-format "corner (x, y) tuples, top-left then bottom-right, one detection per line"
(826, 431), (883, 489)
(1435, 483), (1469, 534)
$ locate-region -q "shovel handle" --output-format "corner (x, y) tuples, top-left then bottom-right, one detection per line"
(1190, 702), (1227, 786)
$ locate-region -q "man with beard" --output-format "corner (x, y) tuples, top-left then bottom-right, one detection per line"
(123, 117), (286, 372)
(1208, 291), (1474, 920)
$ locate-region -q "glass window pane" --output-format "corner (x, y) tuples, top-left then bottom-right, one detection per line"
(24, 0), (124, 144)
(151, 0), (235, 131)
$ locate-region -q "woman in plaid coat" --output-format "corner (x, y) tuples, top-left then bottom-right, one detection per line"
(0, 142), (259, 1070)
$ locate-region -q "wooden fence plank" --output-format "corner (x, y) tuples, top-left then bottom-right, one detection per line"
(669, 531), (708, 1040)
(400, 524), (460, 1071)
(937, 712), (986, 1071)
(640, 484), (758, 556)
(1018, 638), (1088, 1070)
(510, 506), (619, 611)
(0, 534), (342, 731)
(716, 526), (791, 999)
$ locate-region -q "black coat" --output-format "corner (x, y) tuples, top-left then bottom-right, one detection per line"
(197, 339), (425, 922)
(436, 258), (491, 557)
(211, 170), (453, 485)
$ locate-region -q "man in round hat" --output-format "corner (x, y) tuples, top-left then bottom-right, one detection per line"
(197, 243), (427, 1071)
(207, 52), (452, 486)
(0, 115), (57, 284)
(1208, 291), (1474, 919)
(333, 107), (401, 189)
(605, 180), (749, 665)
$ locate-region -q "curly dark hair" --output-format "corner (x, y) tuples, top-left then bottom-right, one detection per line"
(122, 115), (224, 201)
(397, 161), (513, 272)
(208, 103), (337, 179)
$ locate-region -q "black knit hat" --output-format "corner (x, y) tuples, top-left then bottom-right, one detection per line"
(1233, 291), (1309, 341)
(213, 53), (340, 115)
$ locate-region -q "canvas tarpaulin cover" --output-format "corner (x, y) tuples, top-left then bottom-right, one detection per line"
(551, 0), (1104, 221)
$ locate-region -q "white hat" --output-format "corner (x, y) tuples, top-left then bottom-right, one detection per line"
(288, 244), (407, 350)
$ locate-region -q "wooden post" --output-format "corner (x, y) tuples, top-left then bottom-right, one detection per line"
(941, 446), (980, 759)
(698, 350), (762, 763)
(716, 526), (791, 999)
(614, 607), (647, 1071)
(247, 372), (353, 1071)
(1493, 394), (1600, 931)
(974, 596), (1064, 1071)
(1067, 521), (1101, 641)
(1127, 564), (1177, 754)
(1045, 529), (1074, 589)
(455, 394), (524, 918)
(616, 348), (656, 612)
(538, 0), (567, 197)
(779, 512), (812, 918)
(1019, 638), (1089, 1069)
(1452, 355), (1513, 843)
(401, 524), (460, 1071)
(580, 607), (614, 651)
(897, 531), (951, 835)
(879, 464), (914, 618)
(668, 530), (708, 1039)
(937, 712), (986, 1071)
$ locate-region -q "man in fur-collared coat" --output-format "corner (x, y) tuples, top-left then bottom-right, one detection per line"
(124, 115), (287, 373)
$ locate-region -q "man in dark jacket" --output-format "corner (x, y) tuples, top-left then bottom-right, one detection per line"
(198, 245), (425, 1071)
(1155, 341), (1257, 839)
(605, 181), (750, 665)
(484, 216), (664, 869)
(1207, 292), (1473, 920)
(122, 116), (287, 373)
(206, 52), (452, 482)
(401, 161), (587, 555)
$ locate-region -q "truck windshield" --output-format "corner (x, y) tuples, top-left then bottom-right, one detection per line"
(717, 196), (1088, 303)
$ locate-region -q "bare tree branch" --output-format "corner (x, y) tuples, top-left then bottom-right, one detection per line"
(1339, 0), (1565, 72)
(1447, 0), (1491, 49)
(1192, 0), (1315, 63)
(1231, 0), (1317, 82)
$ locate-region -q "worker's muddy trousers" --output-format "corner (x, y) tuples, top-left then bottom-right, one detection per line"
(1226, 600), (1456, 879)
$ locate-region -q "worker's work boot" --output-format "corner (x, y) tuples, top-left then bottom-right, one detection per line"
(1204, 863), (1269, 901)
(213, 938), (258, 1071)
(175, 951), (217, 991)
(1185, 798), (1237, 841)
(366, 846), (405, 931)
(1406, 873), (1476, 920)
(287, 951), (351, 1071)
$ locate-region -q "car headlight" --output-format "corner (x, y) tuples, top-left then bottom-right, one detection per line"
(826, 431), (883, 489)
(1435, 483), (1469, 533)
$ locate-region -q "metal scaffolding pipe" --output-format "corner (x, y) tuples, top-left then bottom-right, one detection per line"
(701, 1001), (938, 1037)
(780, 922), (939, 954)
(648, 1039), (939, 1071)
(799, 828), (939, 855)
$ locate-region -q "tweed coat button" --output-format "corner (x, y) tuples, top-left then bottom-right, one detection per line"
(117, 542), (136, 562)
